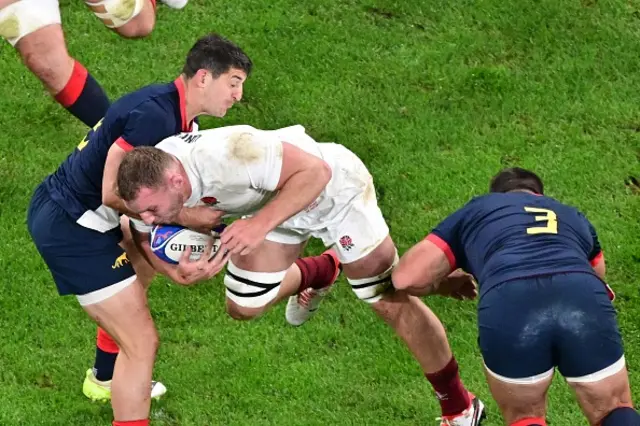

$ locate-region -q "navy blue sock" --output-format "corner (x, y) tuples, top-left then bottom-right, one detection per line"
(93, 347), (118, 382)
(54, 60), (110, 128)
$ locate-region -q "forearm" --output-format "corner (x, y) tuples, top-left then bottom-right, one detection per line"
(131, 225), (182, 281)
(401, 280), (441, 297)
(253, 166), (330, 232)
(392, 239), (453, 295)
(104, 196), (142, 218)
(176, 206), (223, 230)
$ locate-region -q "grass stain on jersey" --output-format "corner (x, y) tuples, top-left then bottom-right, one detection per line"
(227, 132), (265, 163)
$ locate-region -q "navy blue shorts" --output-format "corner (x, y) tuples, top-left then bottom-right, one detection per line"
(478, 272), (624, 382)
(27, 183), (135, 297)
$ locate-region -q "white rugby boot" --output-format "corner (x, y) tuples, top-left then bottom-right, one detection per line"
(82, 368), (167, 401)
(159, 0), (188, 9)
(436, 393), (486, 426)
(285, 249), (341, 326)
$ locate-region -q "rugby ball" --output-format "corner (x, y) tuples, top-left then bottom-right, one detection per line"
(149, 224), (225, 265)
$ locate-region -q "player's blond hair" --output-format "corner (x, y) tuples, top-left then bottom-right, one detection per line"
(116, 147), (174, 201)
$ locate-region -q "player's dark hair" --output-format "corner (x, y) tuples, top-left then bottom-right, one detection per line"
(182, 33), (253, 79)
(117, 147), (174, 202)
(489, 167), (544, 195)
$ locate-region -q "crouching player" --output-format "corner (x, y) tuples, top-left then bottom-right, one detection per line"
(116, 124), (486, 426)
(392, 167), (639, 426)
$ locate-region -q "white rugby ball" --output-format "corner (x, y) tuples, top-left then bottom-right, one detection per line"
(149, 224), (225, 265)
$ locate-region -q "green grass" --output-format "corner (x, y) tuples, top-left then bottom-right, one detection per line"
(1, 0), (639, 424)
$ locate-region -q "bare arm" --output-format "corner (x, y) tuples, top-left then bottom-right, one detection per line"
(175, 206), (226, 234)
(102, 144), (141, 217)
(392, 238), (454, 297)
(250, 142), (331, 232)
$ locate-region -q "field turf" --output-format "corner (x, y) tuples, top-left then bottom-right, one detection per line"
(0, 0), (638, 424)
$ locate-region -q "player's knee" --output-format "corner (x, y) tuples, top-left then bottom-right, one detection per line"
(86, 0), (150, 34)
(113, 14), (155, 39)
(225, 298), (262, 321)
(346, 249), (398, 304)
(390, 267), (412, 291)
(140, 326), (160, 355)
(223, 261), (284, 318)
(117, 318), (159, 359)
(601, 406), (640, 426)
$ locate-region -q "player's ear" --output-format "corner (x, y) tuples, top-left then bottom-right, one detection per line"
(193, 69), (209, 87)
(168, 172), (184, 191)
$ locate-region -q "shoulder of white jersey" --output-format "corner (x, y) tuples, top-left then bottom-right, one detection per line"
(273, 124), (308, 139)
(155, 134), (194, 156)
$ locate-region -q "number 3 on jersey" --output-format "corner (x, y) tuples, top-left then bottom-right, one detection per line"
(77, 118), (104, 151)
(525, 207), (558, 235)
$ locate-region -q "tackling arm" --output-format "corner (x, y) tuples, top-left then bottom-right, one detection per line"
(102, 143), (142, 217)
(392, 238), (454, 297)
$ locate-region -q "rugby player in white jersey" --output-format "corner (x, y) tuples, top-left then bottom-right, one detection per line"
(115, 125), (486, 426)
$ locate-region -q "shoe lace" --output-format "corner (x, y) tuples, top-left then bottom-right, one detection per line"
(298, 288), (317, 308)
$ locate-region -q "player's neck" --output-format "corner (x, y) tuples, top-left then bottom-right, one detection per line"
(508, 189), (538, 195)
(180, 74), (203, 124)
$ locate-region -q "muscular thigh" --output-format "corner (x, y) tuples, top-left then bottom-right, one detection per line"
(82, 276), (157, 356)
(231, 239), (304, 272)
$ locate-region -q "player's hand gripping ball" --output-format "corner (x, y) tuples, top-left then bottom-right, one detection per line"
(149, 224), (225, 265)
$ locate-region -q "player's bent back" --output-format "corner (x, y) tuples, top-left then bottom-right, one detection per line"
(418, 168), (635, 425)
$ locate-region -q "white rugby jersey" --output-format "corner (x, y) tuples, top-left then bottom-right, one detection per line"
(130, 125), (372, 233)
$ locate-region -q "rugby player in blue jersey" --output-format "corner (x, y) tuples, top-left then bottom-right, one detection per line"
(27, 33), (251, 426)
(393, 168), (638, 426)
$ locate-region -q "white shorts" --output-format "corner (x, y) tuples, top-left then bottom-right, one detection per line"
(265, 144), (390, 264)
(0, 0), (61, 47)
(267, 197), (389, 264)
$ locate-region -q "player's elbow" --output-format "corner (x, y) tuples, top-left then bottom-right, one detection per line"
(391, 267), (418, 292)
(314, 159), (332, 186)
(102, 192), (119, 209)
(392, 261), (440, 296)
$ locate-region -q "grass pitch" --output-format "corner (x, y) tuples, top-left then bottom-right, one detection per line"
(0, 0), (638, 424)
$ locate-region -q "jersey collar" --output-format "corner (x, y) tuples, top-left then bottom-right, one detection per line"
(174, 76), (193, 132)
